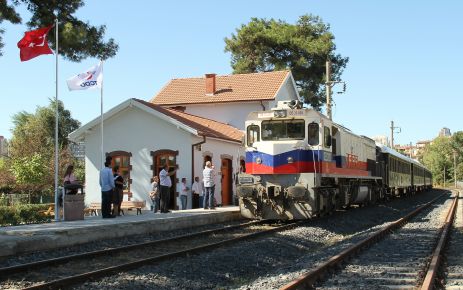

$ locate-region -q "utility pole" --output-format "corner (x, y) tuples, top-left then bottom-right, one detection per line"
(444, 165), (446, 188)
(390, 121), (401, 148)
(325, 60), (346, 121)
(326, 60), (332, 120)
(454, 150), (457, 188)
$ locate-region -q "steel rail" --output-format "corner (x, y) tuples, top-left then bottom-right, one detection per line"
(0, 220), (263, 277)
(420, 190), (459, 290)
(21, 220), (304, 290)
(280, 192), (448, 290)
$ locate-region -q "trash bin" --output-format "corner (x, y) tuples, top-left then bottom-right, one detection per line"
(63, 194), (85, 221)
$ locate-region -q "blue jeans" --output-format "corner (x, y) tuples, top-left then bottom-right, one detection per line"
(151, 196), (160, 213)
(204, 186), (215, 209)
(180, 195), (187, 210)
(199, 196), (204, 209)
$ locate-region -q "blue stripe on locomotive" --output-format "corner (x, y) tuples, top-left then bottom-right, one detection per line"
(246, 149), (327, 167)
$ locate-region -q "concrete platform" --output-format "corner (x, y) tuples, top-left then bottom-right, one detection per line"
(0, 207), (241, 257)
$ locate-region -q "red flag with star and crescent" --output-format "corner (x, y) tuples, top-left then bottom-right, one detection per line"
(17, 25), (54, 62)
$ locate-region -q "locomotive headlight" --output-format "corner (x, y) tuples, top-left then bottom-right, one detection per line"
(287, 156), (294, 163)
(256, 157), (262, 164)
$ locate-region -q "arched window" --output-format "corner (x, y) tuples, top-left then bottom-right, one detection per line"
(107, 151), (132, 196)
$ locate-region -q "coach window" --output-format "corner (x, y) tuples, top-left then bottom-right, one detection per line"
(324, 126), (332, 148)
(308, 122), (319, 145)
(247, 125), (260, 146)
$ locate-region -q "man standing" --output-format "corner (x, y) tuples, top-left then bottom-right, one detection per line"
(202, 161), (215, 210)
(191, 176), (202, 208)
(99, 156), (115, 218)
(159, 164), (178, 213)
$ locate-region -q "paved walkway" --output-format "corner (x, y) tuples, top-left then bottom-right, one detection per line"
(0, 206), (240, 257)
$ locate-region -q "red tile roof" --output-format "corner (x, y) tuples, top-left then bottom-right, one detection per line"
(134, 99), (243, 143)
(151, 70), (290, 105)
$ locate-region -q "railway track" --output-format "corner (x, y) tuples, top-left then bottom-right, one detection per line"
(0, 220), (302, 290)
(280, 190), (459, 290)
(443, 190), (463, 289)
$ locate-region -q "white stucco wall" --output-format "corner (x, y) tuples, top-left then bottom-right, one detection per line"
(83, 106), (193, 208)
(185, 103), (262, 131)
(81, 103), (244, 210)
(184, 79), (298, 130)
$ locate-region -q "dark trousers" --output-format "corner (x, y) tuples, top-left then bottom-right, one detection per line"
(101, 189), (113, 218)
(193, 193), (199, 208)
(160, 185), (170, 213)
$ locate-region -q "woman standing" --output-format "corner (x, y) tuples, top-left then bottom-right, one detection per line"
(63, 165), (79, 194)
(113, 165), (124, 216)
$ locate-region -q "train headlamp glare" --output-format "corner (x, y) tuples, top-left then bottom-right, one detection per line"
(287, 157), (294, 163)
(256, 157), (262, 164)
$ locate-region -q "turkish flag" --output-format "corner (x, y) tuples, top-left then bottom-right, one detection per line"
(17, 25), (54, 62)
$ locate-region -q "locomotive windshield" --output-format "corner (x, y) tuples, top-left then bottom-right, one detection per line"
(261, 120), (305, 140)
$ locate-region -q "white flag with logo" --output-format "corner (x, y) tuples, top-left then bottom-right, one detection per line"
(67, 61), (103, 91)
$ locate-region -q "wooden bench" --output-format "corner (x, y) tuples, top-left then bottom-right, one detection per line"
(39, 203), (55, 217)
(87, 202), (101, 216)
(120, 200), (146, 215)
(87, 200), (146, 216)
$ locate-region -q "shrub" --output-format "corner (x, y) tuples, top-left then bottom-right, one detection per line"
(0, 204), (52, 226)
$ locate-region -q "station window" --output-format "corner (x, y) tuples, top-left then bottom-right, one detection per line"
(308, 122), (319, 146)
(247, 125), (260, 147)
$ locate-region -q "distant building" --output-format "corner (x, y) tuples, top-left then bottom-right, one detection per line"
(416, 140), (431, 149)
(439, 127), (451, 137)
(394, 143), (418, 158)
(372, 135), (389, 146)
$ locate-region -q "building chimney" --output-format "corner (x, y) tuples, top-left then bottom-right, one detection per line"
(205, 73), (216, 95)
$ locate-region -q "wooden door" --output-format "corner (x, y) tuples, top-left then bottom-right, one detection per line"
(221, 158), (233, 206)
(155, 154), (177, 209)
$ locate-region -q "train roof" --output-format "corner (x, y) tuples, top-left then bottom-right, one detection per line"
(376, 142), (426, 169)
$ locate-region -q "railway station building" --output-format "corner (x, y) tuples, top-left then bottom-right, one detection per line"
(69, 70), (300, 210)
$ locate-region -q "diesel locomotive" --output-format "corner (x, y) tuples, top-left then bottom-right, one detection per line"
(236, 100), (432, 220)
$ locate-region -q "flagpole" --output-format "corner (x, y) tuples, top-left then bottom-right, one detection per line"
(100, 60), (104, 169)
(54, 17), (60, 221)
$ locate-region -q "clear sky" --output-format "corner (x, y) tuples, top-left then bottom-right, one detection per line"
(0, 0), (461, 146)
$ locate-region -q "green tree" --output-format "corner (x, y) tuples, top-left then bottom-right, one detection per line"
(10, 152), (47, 202)
(10, 99), (80, 157)
(421, 132), (463, 185)
(0, 0), (118, 61)
(225, 14), (348, 109)
(9, 99), (81, 195)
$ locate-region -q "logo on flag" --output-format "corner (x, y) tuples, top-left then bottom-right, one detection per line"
(17, 25), (54, 62)
(67, 62), (103, 91)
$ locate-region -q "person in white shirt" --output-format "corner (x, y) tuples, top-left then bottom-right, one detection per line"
(180, 177), (189, 210)
(191, 176), (202, 208)
(202, 161), (215, 209)
(159, 164), (178, 213)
